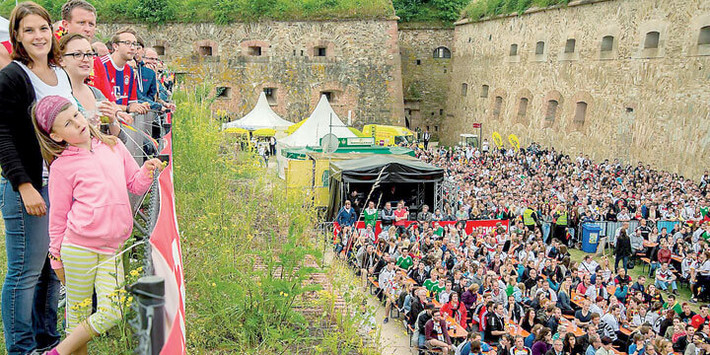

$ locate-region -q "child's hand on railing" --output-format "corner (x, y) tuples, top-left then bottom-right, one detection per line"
(143, 158), (165, 178)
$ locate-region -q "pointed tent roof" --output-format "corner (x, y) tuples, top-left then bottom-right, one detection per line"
(222, 92), (294, 130)
(0, 17), (9, 43)
(280, 95), (356, 147)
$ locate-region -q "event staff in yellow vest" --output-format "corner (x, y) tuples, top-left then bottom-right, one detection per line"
(522, 206), (540, 233)
(552, 204), (569, 246)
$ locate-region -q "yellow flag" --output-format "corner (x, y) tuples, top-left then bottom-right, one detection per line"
(508, 134), (520, 151)
(492, 131), (503, 148)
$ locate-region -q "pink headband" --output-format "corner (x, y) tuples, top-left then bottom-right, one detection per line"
(35, 95), (73, 134)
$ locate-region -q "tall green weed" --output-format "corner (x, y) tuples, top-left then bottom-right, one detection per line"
(172, 84), (380, 353)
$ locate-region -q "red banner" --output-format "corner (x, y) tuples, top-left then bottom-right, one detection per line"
(149, 132), (187, 354)
(334, 219), (509, 242)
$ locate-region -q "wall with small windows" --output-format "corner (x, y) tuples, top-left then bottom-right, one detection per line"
(444, 0), (710, 178)
(100, 20), (405, 127)
(398, 24), (454, 139)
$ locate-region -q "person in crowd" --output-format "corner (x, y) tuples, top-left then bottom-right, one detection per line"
(513, 335), (533, 355)
(0, 3), (71, 352)
(498, 334), (514, 355)
(58, 0), (115, 102)
(441, 292), (468, 327)
(596, 337), (613, 355)
(32, 95), (163, 355)
(655, 262), (679, 295)
(336, 200), (357, 227)
(615, 229), (633, 273)
(92, 41), (109, 56)
(362, 200), (378, 230)
(425, 310), (454, 354)
(58, 33), (131, 136)
(100, 28), (149, 114)
(547, 337), (566, 355)
(585, 335), (601, 355)
(380, 201), (395, 231)
(532, 327), (552, 355)
(378, 260), (396, 324)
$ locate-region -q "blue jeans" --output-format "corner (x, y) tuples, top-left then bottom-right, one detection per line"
(0, 179), (60, 354)
(655, 279), (678, 291)
(615, 255), (628, 273)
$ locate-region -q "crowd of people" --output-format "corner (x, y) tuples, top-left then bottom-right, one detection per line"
(334, 142), (710, 355)
(0, 1), (173, 354)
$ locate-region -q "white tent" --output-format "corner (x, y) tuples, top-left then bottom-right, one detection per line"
(0, 16), (9, 43)
(280, 95), (356, 147)
(221, 92), (293, 131)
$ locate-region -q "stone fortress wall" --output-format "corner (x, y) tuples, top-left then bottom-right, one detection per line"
(398, 24), (454, 140)
(444, 0), (710, 178)
(101, 20), (406, 127)
(103, 0), (710, 178)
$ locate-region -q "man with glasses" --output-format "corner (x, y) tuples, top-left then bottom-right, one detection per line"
(101, 28), (149, 114)
(144, 47), (176, 111)
(133, 39), (163, 112)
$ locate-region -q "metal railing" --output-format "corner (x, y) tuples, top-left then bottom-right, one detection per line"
(121, 110), (171, 355)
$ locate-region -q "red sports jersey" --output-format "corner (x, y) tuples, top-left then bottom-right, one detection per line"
(100, 55), (137, 106)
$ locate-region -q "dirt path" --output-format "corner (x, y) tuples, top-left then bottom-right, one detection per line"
(322, 251), (413, 355)
(365, 293), (415, 355)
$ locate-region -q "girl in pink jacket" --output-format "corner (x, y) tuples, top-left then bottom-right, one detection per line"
(31, 95), (162, 355)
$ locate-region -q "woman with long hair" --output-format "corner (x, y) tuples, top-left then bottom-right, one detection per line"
(57, 33), (132, 136)
(0, 2), (67, 353)
(531, 327), (552, 355)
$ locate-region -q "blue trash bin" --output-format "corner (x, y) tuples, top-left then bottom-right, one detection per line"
(581, 224), (602, 253)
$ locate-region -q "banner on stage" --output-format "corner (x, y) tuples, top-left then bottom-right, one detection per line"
(334, 219), (510, 242)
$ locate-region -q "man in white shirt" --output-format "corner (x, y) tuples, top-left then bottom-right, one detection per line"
(379, 260), (396, 324)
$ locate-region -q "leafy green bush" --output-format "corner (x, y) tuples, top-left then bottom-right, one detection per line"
(462, 0), (570, 21)
(0, 0), (393, 23)
(393, 0), (469, 23)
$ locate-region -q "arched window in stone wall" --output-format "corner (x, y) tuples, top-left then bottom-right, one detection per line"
(545, 100), (559, 122)
(644, 31), (660, 49)
(461, 83), (468, 97)
(518, 98), (528, 119)
(493, 96), (503, 120)
(699, 26), (710, 45)
(601, 36), (614, 52)
(564, 39), (576, 53)
(481, 85), (489, 98)
(574, 102), (587, 124)
(509, 44), (518, 56)
(433, 46), (451, 59)
(535, 41), (545, 55)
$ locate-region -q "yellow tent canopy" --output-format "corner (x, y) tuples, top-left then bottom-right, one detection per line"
(286, 119), (307, 135)
(223, 127), (249, 134)
(253, 128), (276, 137)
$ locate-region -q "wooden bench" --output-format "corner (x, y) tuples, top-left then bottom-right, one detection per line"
(367, 277), (379, 295)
